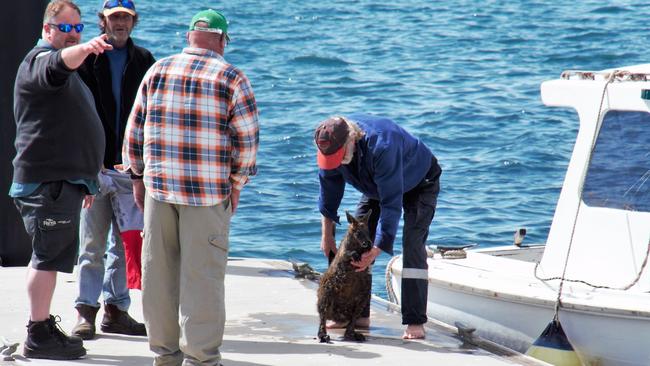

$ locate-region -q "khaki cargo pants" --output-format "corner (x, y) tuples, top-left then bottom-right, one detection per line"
(142, 194), (231, 366)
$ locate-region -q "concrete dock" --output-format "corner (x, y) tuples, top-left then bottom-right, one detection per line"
(0, 258), (548, 365)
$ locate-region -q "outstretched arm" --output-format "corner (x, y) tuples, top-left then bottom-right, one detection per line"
(61, 34), (112, 70)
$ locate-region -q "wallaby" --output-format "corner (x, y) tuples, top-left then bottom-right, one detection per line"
(317, 210), (373, 343)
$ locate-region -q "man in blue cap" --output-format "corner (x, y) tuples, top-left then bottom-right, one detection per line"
(315, 114), (441, 339)
(72, 0), (154, 341)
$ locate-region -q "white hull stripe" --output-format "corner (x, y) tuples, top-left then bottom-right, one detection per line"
(402, 268), (429, 280)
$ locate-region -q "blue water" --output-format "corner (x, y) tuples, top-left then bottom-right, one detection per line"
(75, 0), (649, 298)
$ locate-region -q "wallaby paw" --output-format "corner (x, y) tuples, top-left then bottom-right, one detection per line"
(344, 331), (366, 342)
(319, 334), (331, 343)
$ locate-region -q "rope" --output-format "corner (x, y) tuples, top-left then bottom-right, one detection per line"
(290, 261), (320, 281)
(534, 238), (650, 290)
(385, 255), (400, 304)
(439, 249), (468, 259)
(0, 337), (20, 362)
(384, 247), (441, 304)
(548, 71), (623, 320)
(561, 70), (650, 82)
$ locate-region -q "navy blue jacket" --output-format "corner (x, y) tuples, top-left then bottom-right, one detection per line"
(318, 114), (435, 255)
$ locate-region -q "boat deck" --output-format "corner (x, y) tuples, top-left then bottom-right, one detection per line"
(0, 258), (547, 365)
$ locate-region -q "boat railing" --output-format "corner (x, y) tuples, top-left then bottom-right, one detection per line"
(561, 70), (650, 82)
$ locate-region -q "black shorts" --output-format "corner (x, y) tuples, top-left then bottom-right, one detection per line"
(14, 181), (85, 273)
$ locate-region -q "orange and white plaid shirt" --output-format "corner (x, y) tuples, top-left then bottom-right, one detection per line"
(122, 47), (259, 206)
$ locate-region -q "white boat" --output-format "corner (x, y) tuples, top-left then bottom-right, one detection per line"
(387, 65), (650, 366)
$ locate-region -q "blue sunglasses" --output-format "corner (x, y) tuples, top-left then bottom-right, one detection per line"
(104, 0), (135, 10)
(49, 23), (84, 33)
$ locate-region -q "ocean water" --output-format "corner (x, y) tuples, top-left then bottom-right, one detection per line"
(75, 0), (649, 298)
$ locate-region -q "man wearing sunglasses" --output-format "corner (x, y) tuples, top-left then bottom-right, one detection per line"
(72, 0), (154, 341)
(121, 9), (258, 366)
(11, 0), (113, 360)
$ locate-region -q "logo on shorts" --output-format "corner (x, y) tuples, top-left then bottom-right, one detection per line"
(42, 218), (71, 227)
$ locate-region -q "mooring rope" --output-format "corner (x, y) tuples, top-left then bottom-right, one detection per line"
(385, 247), (440, 304)
(534, 238), (650, 291)
(385, 255), (400, 304)
(554, 71), (615, 318)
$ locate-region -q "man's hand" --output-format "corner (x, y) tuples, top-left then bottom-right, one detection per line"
(82, 195), (95, 209)
(321, 235), (337, 258)
(81, 34), (113, 56)
(351, 247), (382, 272)
(230, 188), (241, 215)
(61, 34), (113, 70)
(132, 179), (145, 212)
(320, 216), (337, 257)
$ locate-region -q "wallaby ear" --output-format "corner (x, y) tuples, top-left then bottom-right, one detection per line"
(361, 209), (372, 225)
(346, 211), (357, 225)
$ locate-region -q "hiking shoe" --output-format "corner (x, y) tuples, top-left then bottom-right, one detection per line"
(100, 303), (147, 336)
(47, 315), (83, 345)
(23, 315), (86, 360)
(72, 304), (99, 340)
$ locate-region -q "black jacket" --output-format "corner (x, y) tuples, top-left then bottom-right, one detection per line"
(13, 43), (104, 184)
(78, 37), (155, 168)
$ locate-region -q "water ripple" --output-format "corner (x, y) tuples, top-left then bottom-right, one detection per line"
(74, 0), (650, 299)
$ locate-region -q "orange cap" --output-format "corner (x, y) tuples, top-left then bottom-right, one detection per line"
(314, 117), (349, 170)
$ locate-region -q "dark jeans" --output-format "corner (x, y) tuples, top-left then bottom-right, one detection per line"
(14, 181), (85, 273)
(356, 158), (441, 324)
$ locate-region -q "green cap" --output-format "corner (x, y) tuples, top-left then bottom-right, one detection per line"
(189, 9), (229, 40)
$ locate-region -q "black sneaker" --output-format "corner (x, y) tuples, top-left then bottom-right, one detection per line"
(23, 315), (86, 360)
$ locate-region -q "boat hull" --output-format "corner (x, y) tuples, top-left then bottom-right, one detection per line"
(388, 253), (650, 366)
(559, 307), (650, 366)
(389, 257), (552, 353)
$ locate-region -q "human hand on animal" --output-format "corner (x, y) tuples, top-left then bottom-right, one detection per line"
(351, 246), (381, 272)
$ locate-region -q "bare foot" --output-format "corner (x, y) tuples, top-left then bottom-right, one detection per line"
(326, 320), (347, 329)
(326, 317), (370, 329)
(402, 324), (425, 339)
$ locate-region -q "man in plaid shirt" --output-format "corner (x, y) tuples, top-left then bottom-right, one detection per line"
(121, 9), (258, 365)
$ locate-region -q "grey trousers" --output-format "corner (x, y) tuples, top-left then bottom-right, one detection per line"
(142, 194), (231, 366)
